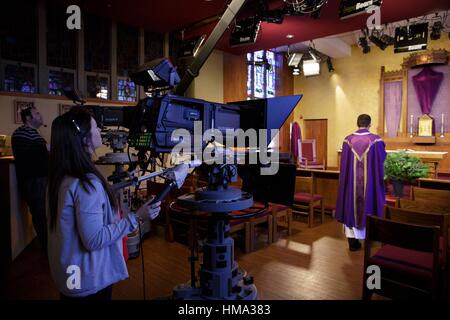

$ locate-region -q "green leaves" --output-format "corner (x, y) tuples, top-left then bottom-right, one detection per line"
(384, 151), (429, 182)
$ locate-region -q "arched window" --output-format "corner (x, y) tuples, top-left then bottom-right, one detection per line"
(246, 50), (276, 99)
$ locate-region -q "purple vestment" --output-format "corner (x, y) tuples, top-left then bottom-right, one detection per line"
(335, 129), (386, 229)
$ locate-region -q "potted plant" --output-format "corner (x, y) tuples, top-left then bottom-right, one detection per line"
(384, 151), (429, 197)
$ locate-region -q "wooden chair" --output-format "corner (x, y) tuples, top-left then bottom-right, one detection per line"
(363, 215), (441, 300)
(248, 211), (273, 252)
(385, 205), (450, 291)
(297, 139), (325, 170)
(270, 203), (292, 242)
(167, 202), (272, 253)
(397, 198), (450, 214)
(292, 175), (324, 228)
(411, 187), (450, 205)
(229, 217), (252, 253)
(385, 206), (448, 265)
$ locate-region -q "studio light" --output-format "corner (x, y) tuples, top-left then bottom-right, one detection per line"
(326, 57), (334, 72)
(358, 36), (370, 54)
(380, 34), (395, 46)
(283, 0), (328, 19)
(369, 31), (389, 51)
(302, 59), (320, 76)
(394, 23), (428, 53)
(430, 21), (443, 40)
(287, 53), (303, 67)
(229, 17), (262, 47)
(260, 9), (285, 24)
(179, 35), (207, 57)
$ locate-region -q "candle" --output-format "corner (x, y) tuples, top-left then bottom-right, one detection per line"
(410, 115), (413, 137)
(441, 113), (445, 138)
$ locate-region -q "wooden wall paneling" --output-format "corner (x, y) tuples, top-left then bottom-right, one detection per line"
(315, 176), (339, 209)
(223, 52), (247, 103)
(276, 53), (294, 152)
(304, 119), (328, 168)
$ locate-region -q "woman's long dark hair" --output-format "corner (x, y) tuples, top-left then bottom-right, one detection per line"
(48, 107), (117, 231)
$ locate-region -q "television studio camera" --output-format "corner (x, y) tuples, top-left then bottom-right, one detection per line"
(65, 58), (302, 300)
(62, 0), (302, 300)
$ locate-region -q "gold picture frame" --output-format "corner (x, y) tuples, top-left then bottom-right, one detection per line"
(14, 100), (35, 124)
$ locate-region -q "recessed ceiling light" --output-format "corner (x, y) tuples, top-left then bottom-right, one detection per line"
(286, 34), (294, 39)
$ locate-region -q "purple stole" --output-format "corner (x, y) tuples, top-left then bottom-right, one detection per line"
(336, 129), (387, 229)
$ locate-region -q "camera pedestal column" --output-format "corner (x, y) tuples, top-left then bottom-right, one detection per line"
(173, 186), (257, 300)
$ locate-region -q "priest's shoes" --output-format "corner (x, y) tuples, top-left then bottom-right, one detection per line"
(348, 238), (362, 251)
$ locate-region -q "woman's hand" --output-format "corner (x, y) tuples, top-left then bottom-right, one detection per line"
(136, 196), (161, 221)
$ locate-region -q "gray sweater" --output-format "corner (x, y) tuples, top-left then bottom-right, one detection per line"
(47, 174), (138, 297)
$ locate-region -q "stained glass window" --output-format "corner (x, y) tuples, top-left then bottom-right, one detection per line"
(266, 51), (275, 98)
(48, 70), (75, 96)
(47, 3), (76, 69)
(117, 78), (137, 102)
(246, 50), (276, 99)
(0, 2), (37, 64)
(117, 24), (138, 77)
(3, 64), (36, 93)
(84, 14), (111, 73)
(145, 31), (164, 63)
(86, 75), (109, 99)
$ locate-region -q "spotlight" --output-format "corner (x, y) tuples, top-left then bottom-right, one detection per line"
(369, 33), (388, 50)
(229, 17), (261, 47)
(358, 36), (370, 54)
(292, 67), (300, 76)
(380, 34), (395, 46)
(179, 35), (206, 58)
(430, 21), (443, 40)
(287, 53), (303, 67)
(260, 9), (285, 24)
(326, 57), (334, 72)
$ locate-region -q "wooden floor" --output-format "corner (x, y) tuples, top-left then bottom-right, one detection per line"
(4, 216), (368, 300)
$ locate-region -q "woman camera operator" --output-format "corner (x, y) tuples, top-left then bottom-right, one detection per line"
(47, 107), (161, 300)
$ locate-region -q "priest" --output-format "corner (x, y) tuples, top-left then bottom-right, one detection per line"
(336, 114), (386, 251)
